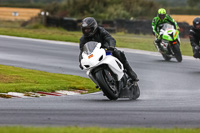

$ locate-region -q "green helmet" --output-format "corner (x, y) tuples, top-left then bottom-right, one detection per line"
(158, 8), (166, 15)
(158, 8), (166, 20)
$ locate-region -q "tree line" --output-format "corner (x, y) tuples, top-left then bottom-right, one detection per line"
(1, 0), (200, 20)
(43, 0), (159, 20)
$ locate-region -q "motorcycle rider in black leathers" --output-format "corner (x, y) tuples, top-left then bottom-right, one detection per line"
(79, 17), (139, 82)
(189, 17), (200, 59)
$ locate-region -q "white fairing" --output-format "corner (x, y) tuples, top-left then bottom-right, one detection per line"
(81, 43), (106, 69)
(98, 55), (124, 80)
(80, 42), (124, 81)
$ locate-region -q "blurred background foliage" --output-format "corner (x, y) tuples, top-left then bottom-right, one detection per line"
(0, 0), (200, 20)
(42, 0), (159, 20)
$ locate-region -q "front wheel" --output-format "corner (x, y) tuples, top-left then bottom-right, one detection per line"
(95, 69), (119, 100)
(172, 43), (182, 62)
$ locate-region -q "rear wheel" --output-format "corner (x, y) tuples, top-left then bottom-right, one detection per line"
(172, 43), (182, 62)
(95, 69), (119, 100)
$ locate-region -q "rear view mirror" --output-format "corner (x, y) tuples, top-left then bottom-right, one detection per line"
(97, 43), (101, 48)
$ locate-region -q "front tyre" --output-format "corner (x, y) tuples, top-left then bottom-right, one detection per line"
(95, 69), (119, 100)
(172, 43), (182, 62)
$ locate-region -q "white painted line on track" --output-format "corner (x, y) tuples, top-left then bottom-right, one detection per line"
(0, 35), (78, 46)
(56, 90), (81, 95)
(7, 92), (24, 98)
(0, 91), (83, 99)
(118, 47), (196, 60)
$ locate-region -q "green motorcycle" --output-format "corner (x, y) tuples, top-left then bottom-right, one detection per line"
(155, 23), (182, 62)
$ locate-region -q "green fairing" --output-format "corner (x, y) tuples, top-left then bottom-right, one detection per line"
(173, 30), (179, 40)
(162, 30), (179, 41)
(162, 35), (173, 41)
(167, 30), (173, 33)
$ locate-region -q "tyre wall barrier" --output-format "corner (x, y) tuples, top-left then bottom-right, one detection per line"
(46, 17), (191, 38)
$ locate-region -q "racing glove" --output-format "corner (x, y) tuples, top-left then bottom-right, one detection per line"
(155, 32), (159, 38)
(106, 46), (116, 51)
(104, 44), (116, 51)
(156, 33), (161, 39)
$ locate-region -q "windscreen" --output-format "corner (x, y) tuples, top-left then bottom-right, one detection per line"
(83, 41), (98, 55)
(161, 23), (174, 30)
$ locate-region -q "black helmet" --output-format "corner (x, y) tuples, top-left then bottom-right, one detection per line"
(193, 17), (200, 29)
(81, 17), (98, 37)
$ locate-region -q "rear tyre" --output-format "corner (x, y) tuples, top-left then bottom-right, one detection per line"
(95, 69), (119, 100)
(172, 43), (182, 62)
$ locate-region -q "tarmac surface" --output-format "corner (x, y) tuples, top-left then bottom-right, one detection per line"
(0, 35), (200, 128)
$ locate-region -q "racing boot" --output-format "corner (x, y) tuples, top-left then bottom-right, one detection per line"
(124, 61), (139, 83)
(155, 39), (163, 51)
(112, 49), (139, 82)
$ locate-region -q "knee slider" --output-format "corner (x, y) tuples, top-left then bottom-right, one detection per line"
(193, 52), (200, 58)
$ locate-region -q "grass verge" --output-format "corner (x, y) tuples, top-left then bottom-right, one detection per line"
(0, 27), (82, 43)
(0, 64), (96, 93)
(0, 127), (200, 133)
(113, 33), (193, 56)
(0, 27), (193, 56)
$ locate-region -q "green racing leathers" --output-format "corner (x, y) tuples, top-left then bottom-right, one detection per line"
(152, 14), (179, 38)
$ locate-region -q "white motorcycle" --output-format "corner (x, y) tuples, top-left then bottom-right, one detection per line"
(80, 41), (140, 100)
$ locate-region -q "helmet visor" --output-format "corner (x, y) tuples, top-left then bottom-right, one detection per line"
(159, 14), (166, 20)
(82, 27), (94, 37)
(83, 27), (92, 34)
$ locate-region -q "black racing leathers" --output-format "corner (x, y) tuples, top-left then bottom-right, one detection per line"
(189, 27), (200, 58)
(79, 26), (138, 81)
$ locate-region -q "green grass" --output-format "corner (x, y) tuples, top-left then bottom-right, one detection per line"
(0, 27), (193, 56)
(0, 64), (96, 93)
(0, 27), (82, 43)
(0, 127), (200, 133)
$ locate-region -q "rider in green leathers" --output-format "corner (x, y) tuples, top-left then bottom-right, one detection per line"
(152, 8), (179, 51)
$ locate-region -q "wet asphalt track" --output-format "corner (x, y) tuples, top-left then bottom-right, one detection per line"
(0, 35), (200, 128)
